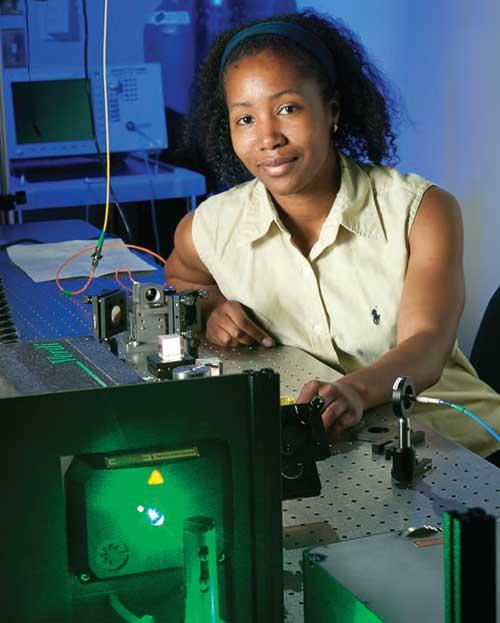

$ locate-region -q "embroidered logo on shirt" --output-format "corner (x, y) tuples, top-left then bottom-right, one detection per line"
(371, 308), (381, 325)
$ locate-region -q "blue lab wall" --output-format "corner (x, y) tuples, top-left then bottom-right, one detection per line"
(297, 0), (500, 356)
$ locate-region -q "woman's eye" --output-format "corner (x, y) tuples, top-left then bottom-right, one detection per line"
(278, 104), (297, 115)
(236, 115), (253, 126)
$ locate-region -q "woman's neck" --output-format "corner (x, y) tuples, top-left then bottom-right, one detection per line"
(271, 150), (341, 229)
(269, 153), (341, 257)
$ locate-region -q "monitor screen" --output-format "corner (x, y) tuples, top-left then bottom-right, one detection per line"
(11, 79), (94, 144)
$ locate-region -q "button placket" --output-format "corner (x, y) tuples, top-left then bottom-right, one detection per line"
(293, 256), (334, 355)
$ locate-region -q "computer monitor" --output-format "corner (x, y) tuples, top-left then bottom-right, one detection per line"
(1, 370), (283, 623)
(3, 64), (168, 160)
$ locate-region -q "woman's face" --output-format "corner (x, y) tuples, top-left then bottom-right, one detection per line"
(224, 50), (339, 199)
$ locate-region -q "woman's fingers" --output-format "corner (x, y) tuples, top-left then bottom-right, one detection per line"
(224, 302), (274, 346)
(297, 379), (364, 435)
(296, 379), (331, 404)
(206, 300), (275, 347)
(321, 397), (349, 429)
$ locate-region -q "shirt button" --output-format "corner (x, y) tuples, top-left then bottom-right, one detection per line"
(313, 324), (323, 334)
(302, 266), (311, 278)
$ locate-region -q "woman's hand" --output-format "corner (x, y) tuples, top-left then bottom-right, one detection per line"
(297, 379), (364, 438)
(206, 300), (275, 348)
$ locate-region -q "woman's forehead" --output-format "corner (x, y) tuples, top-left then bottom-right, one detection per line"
(224, 50), (309, 96)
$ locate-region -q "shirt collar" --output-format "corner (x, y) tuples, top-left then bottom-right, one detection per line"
(236, 180), (285, 247)
(236, 153), (387, 248)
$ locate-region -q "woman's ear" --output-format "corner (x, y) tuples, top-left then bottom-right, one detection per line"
(329, 93), (341, 126)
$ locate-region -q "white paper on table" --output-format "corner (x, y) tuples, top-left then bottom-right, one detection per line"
(7, 239), (157, 283)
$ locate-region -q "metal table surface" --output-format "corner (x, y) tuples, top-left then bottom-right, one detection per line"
(1, 221), (500, 622)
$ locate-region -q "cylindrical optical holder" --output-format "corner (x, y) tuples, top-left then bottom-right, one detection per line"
(183, 515), (220, 623)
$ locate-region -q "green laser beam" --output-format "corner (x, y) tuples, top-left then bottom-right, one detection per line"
(75, 360), (108, 388)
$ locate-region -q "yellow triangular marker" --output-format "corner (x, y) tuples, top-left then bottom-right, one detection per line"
(147, 469), (164, 486)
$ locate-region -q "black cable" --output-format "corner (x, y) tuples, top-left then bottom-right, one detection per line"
(0, 277), (19, 343)
(81, 0), (133, 243)
(24, 0), (31, 80)
(81, 0), (95, 136)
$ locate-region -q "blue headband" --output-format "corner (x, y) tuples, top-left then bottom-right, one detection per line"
(219, 21), (337, 87)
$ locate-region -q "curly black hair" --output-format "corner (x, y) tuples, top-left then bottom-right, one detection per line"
(186, 10), (400, 187)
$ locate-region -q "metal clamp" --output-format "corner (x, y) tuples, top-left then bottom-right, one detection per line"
(389, 376), (432, 484)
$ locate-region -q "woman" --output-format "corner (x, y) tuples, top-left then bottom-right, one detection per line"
(165, 10), (500, 460)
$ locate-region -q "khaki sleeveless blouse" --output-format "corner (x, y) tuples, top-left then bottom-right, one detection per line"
(193, 153), (500, 458)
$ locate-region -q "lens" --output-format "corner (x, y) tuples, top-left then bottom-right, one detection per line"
(144, 288), (160, 303)
(110, 305), (122, 326)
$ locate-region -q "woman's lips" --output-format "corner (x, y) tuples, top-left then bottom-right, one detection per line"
(258, 156), (298, 176)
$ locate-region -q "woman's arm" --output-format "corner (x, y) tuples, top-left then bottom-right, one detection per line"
(299, 186), (465, 433)
(164, 212), (226, 315)
(165, 213), (274, 347)
(345, 186), (464, 403)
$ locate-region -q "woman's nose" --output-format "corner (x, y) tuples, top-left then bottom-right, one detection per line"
(257, 118), (287, 150)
